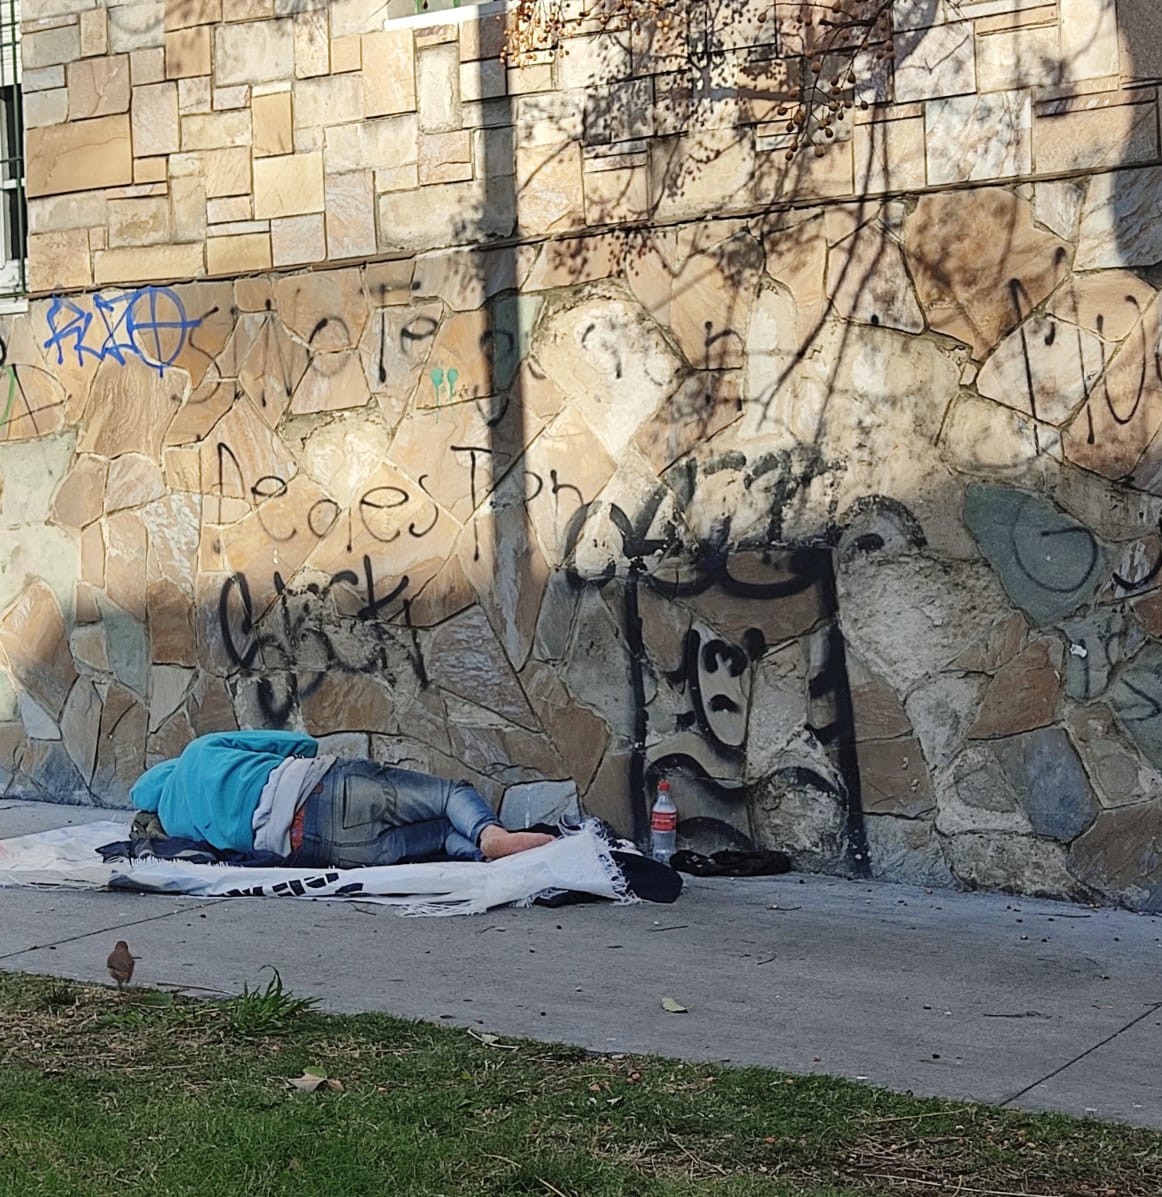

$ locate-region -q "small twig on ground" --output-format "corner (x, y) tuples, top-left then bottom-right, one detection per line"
(668, 1132), (727, 1175)
(863, 1106), (975, 1125)
(536, 1177), (570, 1197)
(863, 1174), (1062, 1197)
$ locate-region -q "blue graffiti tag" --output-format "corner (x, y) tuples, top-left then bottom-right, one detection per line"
(43, 286), (203, 376)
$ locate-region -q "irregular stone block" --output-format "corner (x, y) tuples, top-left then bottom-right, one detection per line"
(0, 581), (77, 718)
(968, 639), (1062, 739)
(965, 485), (1104, 625)
(991, 726), (1097, 842)
(1069, 800), (1162, 911)
(904, 189), (1067, 359)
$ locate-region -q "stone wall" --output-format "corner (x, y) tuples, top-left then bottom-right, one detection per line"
(4, 0), (1162, 909)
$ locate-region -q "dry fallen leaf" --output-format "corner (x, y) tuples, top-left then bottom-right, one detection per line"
(287, 1070), (343, 1093)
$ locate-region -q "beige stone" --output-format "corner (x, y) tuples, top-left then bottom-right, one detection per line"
(583, 162), (649, 224)
(27, 229), (94, 292)
(275, 267), (368, 350)
(80, 8), (109, 56)
(271, 213), (326, 265)
(1034, 98), (1160, 175)
(206, 231), (271, 275)
(224, 0), (273, 18)
(24, 88), (70, 128)
(67, 55), (131, 120)
(253, 150), (324, 218)
(828, 222), (924, 335)
(129, 48), (166, 84)
(926, 90), (1031, 185)
(303, 672), (393, 735)
(51, 455), (108, 529)
(293, 73), (362, 130)
(324, 170), (376, 259)
(93, 684), (146, 799)
(207, 194), (251, 223)
(506, 62), (552, 96)
(165, 24), (210, 78)
(0, 581), (77, 718)
(177, 74), (212, 113)
(213, 81), (248, 108)
(198, 145), (247, 197)
(976, 24), (1059, 92)
(214, 17), (294, 86)
(1059, 0), (1119, 82)
(418, 130), (473, 185)
(81, 521), (105, 586)
(1066, 299), (1162, 482)
(92, 242), (203, 285)
(363, 258), (414, 305)
(417, 42), (460, 132)
(105, 453), (167, 512)
(131, 80), (180, 156)
(460, 58), (505, 105)
(236, 312), (309, 422)
(894, 20), (974, 103)
(852, 115), (926, 195)
(135, 155), (168, 183)
(199, 397), (299, 526)
(108, 0), (163, 53)
(23, 23), (82, 70)
(293, 8), (329, 78)
(289, 349), (370, 413)
(170, 173), (207, 241)
(166, 0), (222, 29)
(374, 162), (418, 193)
(251, 89), (292, 157)
(363, 28), (416, 117)
(651, 127), (756, 220)
(331, 32), (361, 73)
(23, 65), (66, 93)
(516, 142), (584, 234)
(327, 113), (417, 173)
(26, 114), (134, 197)
(147, 577), (196, 666)
(107, 195), (172, 247)
(28, 190), (108, 234)
(904, 189), (1068, 359)
(180, 108), (251, 149)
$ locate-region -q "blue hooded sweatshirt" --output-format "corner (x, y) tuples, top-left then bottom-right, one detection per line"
(130, 730), (319, 851)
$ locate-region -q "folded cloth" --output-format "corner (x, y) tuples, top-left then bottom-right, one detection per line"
(670, 848), (792, 877)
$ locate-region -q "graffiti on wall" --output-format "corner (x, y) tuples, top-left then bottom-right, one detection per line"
(43, 287), (204, 376)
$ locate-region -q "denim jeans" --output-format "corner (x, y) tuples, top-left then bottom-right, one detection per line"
(289, 759), (501, 868)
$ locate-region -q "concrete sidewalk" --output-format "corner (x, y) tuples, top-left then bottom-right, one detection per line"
(2, 798), (1160, 1130)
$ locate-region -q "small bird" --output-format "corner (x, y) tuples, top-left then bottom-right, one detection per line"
(106, 940), (136, 991)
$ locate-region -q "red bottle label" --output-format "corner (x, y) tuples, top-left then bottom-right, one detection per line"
(651, 809), (677, 832)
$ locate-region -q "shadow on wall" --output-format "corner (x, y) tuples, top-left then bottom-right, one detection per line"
(5, 0), (1162, 912)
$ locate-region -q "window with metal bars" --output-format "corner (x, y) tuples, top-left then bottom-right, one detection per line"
(0, 0), (24, 298)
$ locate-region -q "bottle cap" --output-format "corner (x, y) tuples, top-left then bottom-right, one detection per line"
(657, 780), (670, 792)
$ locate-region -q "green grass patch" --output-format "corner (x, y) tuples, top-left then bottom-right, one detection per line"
(0, 970), (1157, 1196)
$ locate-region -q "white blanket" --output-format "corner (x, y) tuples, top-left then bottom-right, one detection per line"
(0, 819), (636, 916)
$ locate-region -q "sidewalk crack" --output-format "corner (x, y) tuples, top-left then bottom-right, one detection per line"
(999, 999), (1162, 1108)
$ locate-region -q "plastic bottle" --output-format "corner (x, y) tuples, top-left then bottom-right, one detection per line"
(649, 780), (678, 864)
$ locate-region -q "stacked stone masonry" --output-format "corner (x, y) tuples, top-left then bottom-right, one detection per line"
(4, 0), (1162, 910)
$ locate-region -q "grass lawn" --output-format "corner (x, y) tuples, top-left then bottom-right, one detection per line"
(0, 970), (1157, 1197)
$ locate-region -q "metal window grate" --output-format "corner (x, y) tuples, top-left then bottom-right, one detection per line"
(0, 0), (25, 298)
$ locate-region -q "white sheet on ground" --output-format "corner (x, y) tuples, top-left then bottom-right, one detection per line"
(0, 819), (636, 916)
